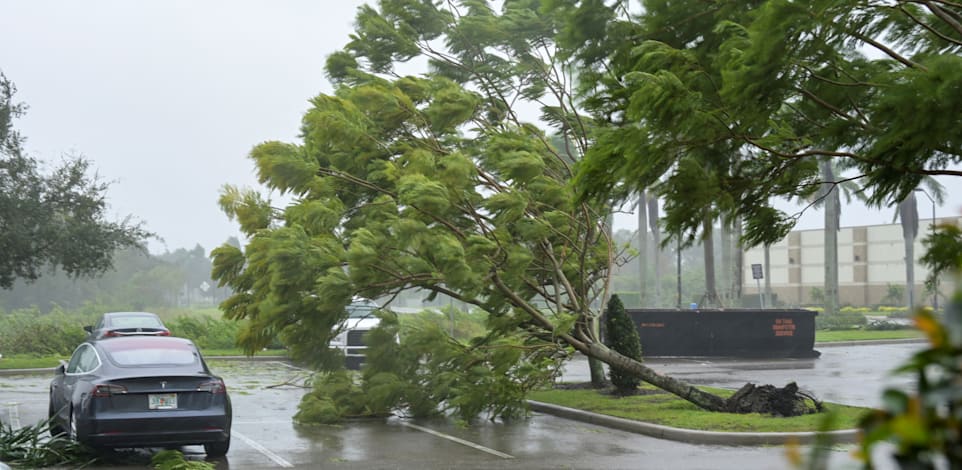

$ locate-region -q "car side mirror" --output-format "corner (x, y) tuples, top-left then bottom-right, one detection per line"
(55, 363), (66, 375)
(83, 325), (92, 334)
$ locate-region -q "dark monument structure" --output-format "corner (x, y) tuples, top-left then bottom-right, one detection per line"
(625, 308), (819, 358)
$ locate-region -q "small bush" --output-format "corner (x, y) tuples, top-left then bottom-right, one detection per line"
(839, 306), (871, 314)
(865, 320), (912, 331)
(604, 295), (642, 393)
(815, 311), (868, 330)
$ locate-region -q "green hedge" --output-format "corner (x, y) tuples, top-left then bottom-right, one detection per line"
(0, 308), (242, 355)
(815, 311), (868, 331)
(0, 308), (96, 356)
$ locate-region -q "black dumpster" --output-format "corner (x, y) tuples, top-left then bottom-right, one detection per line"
(625, 308), (819, 358)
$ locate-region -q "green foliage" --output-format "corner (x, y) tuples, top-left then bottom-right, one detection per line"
(151, 449), (215, 470)
(921, 222), (962, 290)
(0, 418), (97, 468)
(882, 284), (906, 307)
(166, 315), (241, 350)
(865, 320), (912, 332)
(814, 311), (867, 331)
(571, 0), (962, 249)
(1, 72), (152, 289)
(358, 309), (564, 423)
(859, 303), (962, 466)
(212, 0), (615, 392)
(294, 370), (387, 425)
(398, 307), (488, 341)
(859, 238), (962, 466)
(604, 295), (642, 392)
(0, 307), (94, 355)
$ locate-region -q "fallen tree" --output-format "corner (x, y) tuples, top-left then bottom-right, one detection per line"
(212, 0), (816, 418)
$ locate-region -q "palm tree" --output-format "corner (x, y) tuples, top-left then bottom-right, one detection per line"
(637, 192), (648, 306)
(647, 195), (663, 306)
(810, 159), (866, 315)
(893, 178), (945, 309)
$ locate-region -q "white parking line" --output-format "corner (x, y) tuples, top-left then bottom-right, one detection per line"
(233, 430), (294, 468)
(5, 402), (21, 429)
(269, 361), (313, 373)
(401, 422), (514, 459)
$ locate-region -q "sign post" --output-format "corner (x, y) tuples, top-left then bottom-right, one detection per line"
(751, 264), (765, 309)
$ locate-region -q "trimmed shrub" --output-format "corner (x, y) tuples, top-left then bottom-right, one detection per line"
(604, 294), (642, 393)
(0, 308), (95, 356)
(815, 311), (868, 330)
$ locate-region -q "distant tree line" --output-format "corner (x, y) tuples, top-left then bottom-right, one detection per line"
(0, 242), (235, 313)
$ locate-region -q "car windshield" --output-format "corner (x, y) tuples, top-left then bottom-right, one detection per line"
(346, 299), (379, 319)
(101, 339), (198, 366)
(109, 315), (164, 329)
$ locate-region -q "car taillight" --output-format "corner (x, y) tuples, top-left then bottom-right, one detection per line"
(92, 383), (127, 397)
(197, 380), (226, 394)
(104, 330), (120, 337)
(158, 330), (170, 336)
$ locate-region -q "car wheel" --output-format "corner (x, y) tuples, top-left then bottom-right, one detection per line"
(204, 435), (230, 458)
(47, 401), (64, 436)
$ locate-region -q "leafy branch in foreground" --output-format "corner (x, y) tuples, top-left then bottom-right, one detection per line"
(858, 223), (962, 467)
(0, 418), (97, 468)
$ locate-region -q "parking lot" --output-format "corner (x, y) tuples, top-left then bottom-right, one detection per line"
(1, 342), (922, 469)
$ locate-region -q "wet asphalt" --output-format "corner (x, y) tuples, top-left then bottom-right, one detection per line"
(0, 342), (923, 469)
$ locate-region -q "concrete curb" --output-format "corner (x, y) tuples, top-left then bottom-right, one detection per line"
(814, 338), (925, 348)
(527, 400), (859, 446)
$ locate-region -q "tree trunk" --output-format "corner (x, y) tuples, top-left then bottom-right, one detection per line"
(763, 243), (772, 308)
(648, 196), (662, 307)
(720, 221), (733, 304)
(899, 194), (919, 309)
(702, 215), (719, 307)
(637, 192), (648, 306)
(583, 342), (726, 411)
(821, 160), (839, 315)
(733, 217), (743, 302)
(589, 211), (614, 387)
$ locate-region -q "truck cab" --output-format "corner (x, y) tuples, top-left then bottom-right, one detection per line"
(329, 297), (381, 369)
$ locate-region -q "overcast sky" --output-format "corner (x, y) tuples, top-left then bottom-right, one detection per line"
(3, 1), (960, 255)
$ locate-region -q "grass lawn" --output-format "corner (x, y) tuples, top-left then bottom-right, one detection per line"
(0, 349), (288, 370)
(528, 384), (868, 432)
(201, 348), (288, 357)
(0, 354), (64, 369)
(815, 329), (923, 343)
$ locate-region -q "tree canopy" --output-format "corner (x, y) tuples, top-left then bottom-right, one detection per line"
(213, 0), (745, 414)
(0, 72), (151, 289)
(573, 0), (962, 248)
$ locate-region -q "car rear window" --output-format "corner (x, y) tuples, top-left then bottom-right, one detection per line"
(110, 316), (164, 329)
(101, 339), (198, 366)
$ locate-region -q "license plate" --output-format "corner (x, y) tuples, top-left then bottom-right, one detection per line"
(148, 393), (177, 410)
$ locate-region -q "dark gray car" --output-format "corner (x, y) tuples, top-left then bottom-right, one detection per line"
(84, 312), (170, 339)
(48, 336), (231, 456)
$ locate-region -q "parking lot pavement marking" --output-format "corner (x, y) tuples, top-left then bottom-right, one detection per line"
(270, 361), (313, 373)
(401, 422), (514, 459)
(232, 430), (294, 468)
(5, 402), (21, 429)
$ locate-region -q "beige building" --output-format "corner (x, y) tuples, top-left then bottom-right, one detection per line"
(742, 218), (961, 307)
